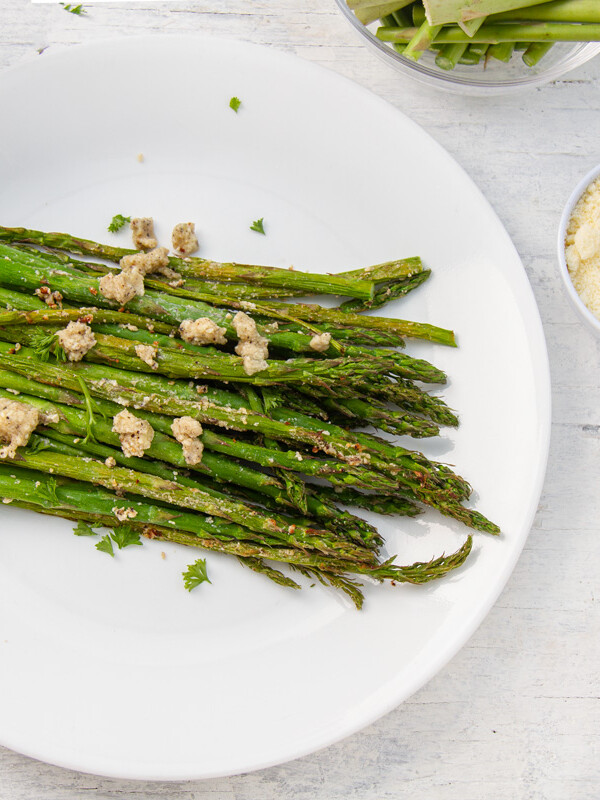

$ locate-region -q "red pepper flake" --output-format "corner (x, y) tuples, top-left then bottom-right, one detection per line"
(89, 287), (98, 296)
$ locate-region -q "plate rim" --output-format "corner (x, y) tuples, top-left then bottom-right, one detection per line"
(0, 33), (552, 781)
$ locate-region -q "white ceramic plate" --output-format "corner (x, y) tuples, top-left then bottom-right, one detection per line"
(0, 36), (550, 780)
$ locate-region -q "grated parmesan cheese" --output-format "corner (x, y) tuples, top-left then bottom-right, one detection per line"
(565, 175), (600, 319)
(99, 267), (145, 305)
(120, 247), (170, 276)
(232, 311), (269, 375)
(179, 317), (227, 346)
(56, 321), (96, 362)
(99, 246), (170, 307)
(309, 332), (331, 352)
(134, 343), (159, 370)
(171, 222), (199, 257)
(112, 506), (138, 521)
(171, 416), (204, 465)
(112, 409), (154, 458)
(0, 398), (39, 459)
(131, 218), (157, 250)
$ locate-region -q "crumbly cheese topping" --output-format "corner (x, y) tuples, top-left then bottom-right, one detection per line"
(112, 506), (138, 521)
(308, 331), (331, 352)
(98, 247), (169, 306)
(179, 317), (227, 346)
(172, 222), (199, 257)
(232, 311), (269, 375)
(112, 409), (154, 458)
(56, 321), (97, 362)
(99, 267), (145, 306)
(153, 264), (184, 284)
(134, 343), (159, 370)
(131, 217), (158, 250)
(566, 175), (600, 320)
(171, 416), (204, 465)
(0, 398), (40, 459)
(120, 247), (170, 276)
(105, 456), (116, 468)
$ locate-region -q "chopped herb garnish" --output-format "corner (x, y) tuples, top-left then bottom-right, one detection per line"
(73, 520), (97, 537)
(60, 3), (86, 14)
(110, 524), (142, 549)
(75, 375), (99, 445)
(96, 535), (114, 557)
(182, 558), (211, 591)
(107, 214), (131, 233)
(250, 218), (265, 235)
(36, 478), (59, 507)
(229, 96), (241, 113)
(30, 329), (66, 363)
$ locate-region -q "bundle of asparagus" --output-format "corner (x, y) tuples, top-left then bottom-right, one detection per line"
(347, 0), (600, 70)
(0, 221), (498, 608)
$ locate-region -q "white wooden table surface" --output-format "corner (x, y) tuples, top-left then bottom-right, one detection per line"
(1, 1), (599, 798)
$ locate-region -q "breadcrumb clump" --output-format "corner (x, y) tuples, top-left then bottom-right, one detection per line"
(35, 286), (63, 307)
(309, 332), (331, 352)
(120, 247), (170, 276)
(99, 268), (145, 306)
(112, 506), (138, 521)
(172, 222), (199, 257)
(98, 247), (169, 306)
(171, 416), (204, 465)
(134, 343), (159, 370)
(179, 318), (227, 346)
(112, 409), (154, 458)
(0, 398), (39, 459)
(232, 311), (269, 375)
(105, 456), (116, 468)
(131, 217), (157, 250)
(56, 321), (97, 362)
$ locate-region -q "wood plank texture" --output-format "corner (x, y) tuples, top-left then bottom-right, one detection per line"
(0, 1), (599, 797)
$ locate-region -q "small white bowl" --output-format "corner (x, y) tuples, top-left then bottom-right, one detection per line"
(557, 163), (600, 336)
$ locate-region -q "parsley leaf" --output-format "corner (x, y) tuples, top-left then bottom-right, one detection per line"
(110, 524), (142, 549)
(250, 218), (265, 235)
(36, 478), (59, 507)
(96, 535), (114, 557)
(107, 214), (131, 233)
(60, 3), (86, 14)
(29, 329), (67, 362)
(229, 96), (241, 113)
(73, 520), (97, 537)
(76, 375), (98, 444)
(182, 558), (211, 591)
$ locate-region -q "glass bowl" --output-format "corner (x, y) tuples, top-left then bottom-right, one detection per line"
(557, 163), (600, 337)
(334, 0), (600, 95)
